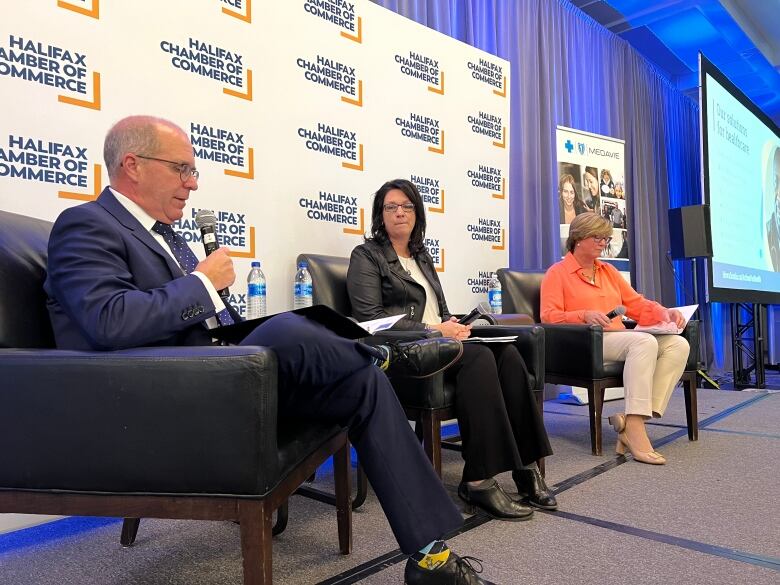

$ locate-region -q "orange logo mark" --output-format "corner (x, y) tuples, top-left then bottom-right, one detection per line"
(58, 71), (101, 110)
(223, 0), (251, 22)
(58, 163), (102, 201)
(428, 130), (445, 155)
(227, 226), (256, 258)
(342, 144), (364, 171)
(341, 79), (363, 107)
(428, 188), (445, 214)
(343, 208), (365, 236)
(492, 177), (506, 200)
(434, 248), (445, 273)
(224, 147), (254, 179)
(492, 127), (506, 149)
(57, 0), (99, 18)
(341, 16), (363, 43)
(428, 71), (445, 95)
(223, 69), (253, 100)
(491, 229), (506, 251)
(493, 76), (507, 98)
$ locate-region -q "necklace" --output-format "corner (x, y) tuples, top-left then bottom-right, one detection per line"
(581, 265), (596, 284)
(398, 255), (415, 276)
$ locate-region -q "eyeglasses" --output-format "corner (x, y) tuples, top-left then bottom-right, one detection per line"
(592, 236), (612, 245)
(135, 154), (199, 182)
(383, 203), (415, 213)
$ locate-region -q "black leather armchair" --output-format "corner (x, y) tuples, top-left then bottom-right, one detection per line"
(0, 210), (352, 585)
(498, 268), (699, 456)
(299, 253), (546, 475)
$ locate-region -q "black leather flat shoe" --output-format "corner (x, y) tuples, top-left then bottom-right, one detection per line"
(385, 338), (463, 379)
(458, 479), (534, 521)
(513, 468), (558, 510)
(405, 552), (495, 585)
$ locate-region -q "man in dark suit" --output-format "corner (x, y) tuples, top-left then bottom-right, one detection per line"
(45, 115), (493, 585)
(767, 148), (780, 272)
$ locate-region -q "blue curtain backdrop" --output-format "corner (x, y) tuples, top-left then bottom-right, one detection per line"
(373, 0), (728, 372)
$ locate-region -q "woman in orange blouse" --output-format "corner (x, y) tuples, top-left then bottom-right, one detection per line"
(540, 213), (690, 464)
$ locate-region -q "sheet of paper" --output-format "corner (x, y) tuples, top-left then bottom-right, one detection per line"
(632, 304), (698, 335)
(462, 336), (518, 343)
(358, 314), (406, 334)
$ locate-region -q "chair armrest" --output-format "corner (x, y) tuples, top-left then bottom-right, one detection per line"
(0, 346), (279, 496)
(480, 313), (534, 326)
(470, 325), (545, 392)
(681, 319), (700, 370)
(540, 324), (605, 379)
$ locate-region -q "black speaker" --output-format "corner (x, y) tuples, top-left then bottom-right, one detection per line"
(668, 204), (712, 259)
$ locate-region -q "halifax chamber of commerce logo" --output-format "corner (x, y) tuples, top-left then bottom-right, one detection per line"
(0, 133), (103, 201)
(297, 189), (365, 236)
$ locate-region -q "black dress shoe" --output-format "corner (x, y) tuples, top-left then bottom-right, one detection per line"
(513, 468), (558, 510)
(405, 552), (495, 585)
(385, 338), (463, 379)
(458, 479), (534, 521)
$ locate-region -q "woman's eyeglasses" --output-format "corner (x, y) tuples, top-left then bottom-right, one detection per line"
(383, 203), (415, 213)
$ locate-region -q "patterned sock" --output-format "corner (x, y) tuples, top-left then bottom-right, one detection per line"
(411, 540), (451, 570)
(371, 345), (391, 371)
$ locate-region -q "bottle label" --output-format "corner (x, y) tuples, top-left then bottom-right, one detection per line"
(488, 290), (502, 313)
(248, 283), (265, 296)
(294, 283), (313, 297)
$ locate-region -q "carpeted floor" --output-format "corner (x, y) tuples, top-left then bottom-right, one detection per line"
(1, 387), (778, 584)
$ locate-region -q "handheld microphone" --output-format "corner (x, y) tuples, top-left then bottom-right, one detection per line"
(194, 209), (230, 299)
(458, 301), (493, 325)
(606, 305), (626, 320)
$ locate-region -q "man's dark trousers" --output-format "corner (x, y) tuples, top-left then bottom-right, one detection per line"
(240, 312), (462, 554)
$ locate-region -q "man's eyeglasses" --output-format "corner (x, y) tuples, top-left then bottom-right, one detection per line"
(592, 236), (612, 245)
(135, 154), (199, 182)
(383, 203), (415, 213)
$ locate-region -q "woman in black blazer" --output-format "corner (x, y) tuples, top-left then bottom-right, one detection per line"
(347, 179), (557, 519)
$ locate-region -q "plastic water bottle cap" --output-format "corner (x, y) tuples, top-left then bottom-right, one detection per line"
(298, 261), (307, 269)
(251, 261), (261, 267)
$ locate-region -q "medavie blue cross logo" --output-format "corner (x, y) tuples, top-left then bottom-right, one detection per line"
(564, 140), (574, 153)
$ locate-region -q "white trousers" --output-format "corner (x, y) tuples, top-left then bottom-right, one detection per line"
(603, 332), (690, 417)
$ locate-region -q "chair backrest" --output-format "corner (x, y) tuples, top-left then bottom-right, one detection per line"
(0, 210), (55, 349)
(496, 269), (545, 323)
(297, 253), (352, 316)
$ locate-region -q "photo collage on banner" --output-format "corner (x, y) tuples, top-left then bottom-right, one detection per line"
(0, 0), (510, 315)
(555, 126), (629, 275)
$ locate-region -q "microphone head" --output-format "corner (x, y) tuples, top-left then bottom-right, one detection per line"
(477, 301), (492, 314)
(194, 209), (217, 229)
(615, 305), (626, 316)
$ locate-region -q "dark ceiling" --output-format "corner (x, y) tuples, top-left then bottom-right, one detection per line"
(569, 0), (780, 126)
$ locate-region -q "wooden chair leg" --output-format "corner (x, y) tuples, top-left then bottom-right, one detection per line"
(239, 500), (272, 585)
(333, 441), (353, 555)
(120, 518), (140, 547)
(587, 385), (604, 455)
(421, 411), (443, 477)
(683, 373), (699, 441)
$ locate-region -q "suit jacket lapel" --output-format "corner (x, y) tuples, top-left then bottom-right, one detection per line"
(96, 188), (185, 279)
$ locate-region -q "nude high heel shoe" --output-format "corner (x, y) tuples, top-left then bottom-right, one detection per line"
(608, 414), (626, 433)
(615, 432), (666, 465)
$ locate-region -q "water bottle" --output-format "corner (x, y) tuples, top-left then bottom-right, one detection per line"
(246, 261), (266, 319)
(293, 261), (313, 310)
(487, 273), (502, 314)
